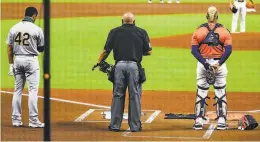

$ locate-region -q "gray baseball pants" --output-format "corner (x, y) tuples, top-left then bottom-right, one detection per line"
(109, 61), (142, 131)
(12, 56), (40, 123)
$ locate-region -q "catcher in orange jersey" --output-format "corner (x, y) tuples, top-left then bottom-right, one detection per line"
(191, 6), (232, 130)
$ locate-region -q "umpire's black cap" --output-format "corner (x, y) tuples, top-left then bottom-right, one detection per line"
(25, 6), (38, 17)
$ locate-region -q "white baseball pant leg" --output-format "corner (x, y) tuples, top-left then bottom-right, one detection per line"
(25, 57), (40, 121)
(240, 2), (247, 32)
(232, 1), (247, 32)
(12, 58), (26, 123)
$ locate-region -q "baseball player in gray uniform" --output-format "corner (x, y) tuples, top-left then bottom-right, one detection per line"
(6, 7), (44, 128)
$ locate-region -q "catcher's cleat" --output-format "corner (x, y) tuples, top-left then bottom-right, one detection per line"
(217, 123), (228, 130)
(193, 123), (203, 130)
(193, 117), (204, 130)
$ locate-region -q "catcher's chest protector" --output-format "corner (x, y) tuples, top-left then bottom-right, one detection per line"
(199, 23), (224, 47)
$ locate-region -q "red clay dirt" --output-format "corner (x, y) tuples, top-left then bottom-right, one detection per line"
(151, 32), (260, 50)
(1, 3), (259, 20)
(1, 89), (260, 141)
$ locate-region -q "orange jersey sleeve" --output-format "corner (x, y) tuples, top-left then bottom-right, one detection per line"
(191, 31), (199, 45)
(215, 27), (232, 46)
(191, 27), (209, 45)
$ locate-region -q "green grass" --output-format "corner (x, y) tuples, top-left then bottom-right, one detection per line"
(2, 0), (260, 3)
(1, 14), (260, 92)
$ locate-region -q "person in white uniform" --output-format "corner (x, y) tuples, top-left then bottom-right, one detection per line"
(230, 0), (254, 33)
(6, 7), (45, 128)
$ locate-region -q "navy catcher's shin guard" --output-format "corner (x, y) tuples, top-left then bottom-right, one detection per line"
(214, 85), (228, 130)
(193, 86), (209, 130)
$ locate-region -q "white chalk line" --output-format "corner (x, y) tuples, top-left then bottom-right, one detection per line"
(123, 123), (216, 140)
(203, 123), (217, 139)
(74, 109), (161, 124)
(2, 90), (260, 113)
(122, 128), (131, 137)
(122, 110), (161, 137)
(74, 109), (95, 122)
(145, 110), (161, 123)
(0, 90), (110, 109)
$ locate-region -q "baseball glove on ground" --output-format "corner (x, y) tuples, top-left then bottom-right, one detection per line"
(205, 66), (216, 85)
(231, 6), (238, 13)
(238, 115), (258, 130)
(92, 60), (113, 74)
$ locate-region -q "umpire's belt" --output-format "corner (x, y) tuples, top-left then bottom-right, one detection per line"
(15, 54), (37, 57)
(117, 61), (137, 63)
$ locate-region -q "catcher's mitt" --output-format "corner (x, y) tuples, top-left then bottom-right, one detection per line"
(92, 60), (113, 74)
(230, 6), (238, 13)
(205, 66), (216, 85)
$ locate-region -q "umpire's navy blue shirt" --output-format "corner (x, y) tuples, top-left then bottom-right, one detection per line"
(104, 24), (152, 63)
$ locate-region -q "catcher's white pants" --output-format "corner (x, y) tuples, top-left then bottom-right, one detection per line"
(232, 1), (247, 32)
(196, 59), (228, 88)
(195, 59), (228, 123)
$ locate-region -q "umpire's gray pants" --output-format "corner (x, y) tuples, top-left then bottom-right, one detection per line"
(110, 61), (142, 131)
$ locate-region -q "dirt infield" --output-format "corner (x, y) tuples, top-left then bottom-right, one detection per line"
(1, 89), (260, 141)
(1, 3), (259, 19)
(1, 2), (260, 141)
(151, 32), (260, 50)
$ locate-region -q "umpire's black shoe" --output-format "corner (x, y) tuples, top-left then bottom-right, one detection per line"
(108, 126), (120, 132)
(131, 127), (142, 132)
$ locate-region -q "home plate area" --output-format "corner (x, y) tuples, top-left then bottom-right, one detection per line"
(73, 109), (260, 140)
(74, 109), (161, 123)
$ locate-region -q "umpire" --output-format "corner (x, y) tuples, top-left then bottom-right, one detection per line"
(96, 12), (152, 132)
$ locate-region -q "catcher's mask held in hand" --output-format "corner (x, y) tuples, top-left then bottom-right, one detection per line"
(205, 66), (216, 85)
(92, 60), (113, 74)
(238, 115), (259, 130)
